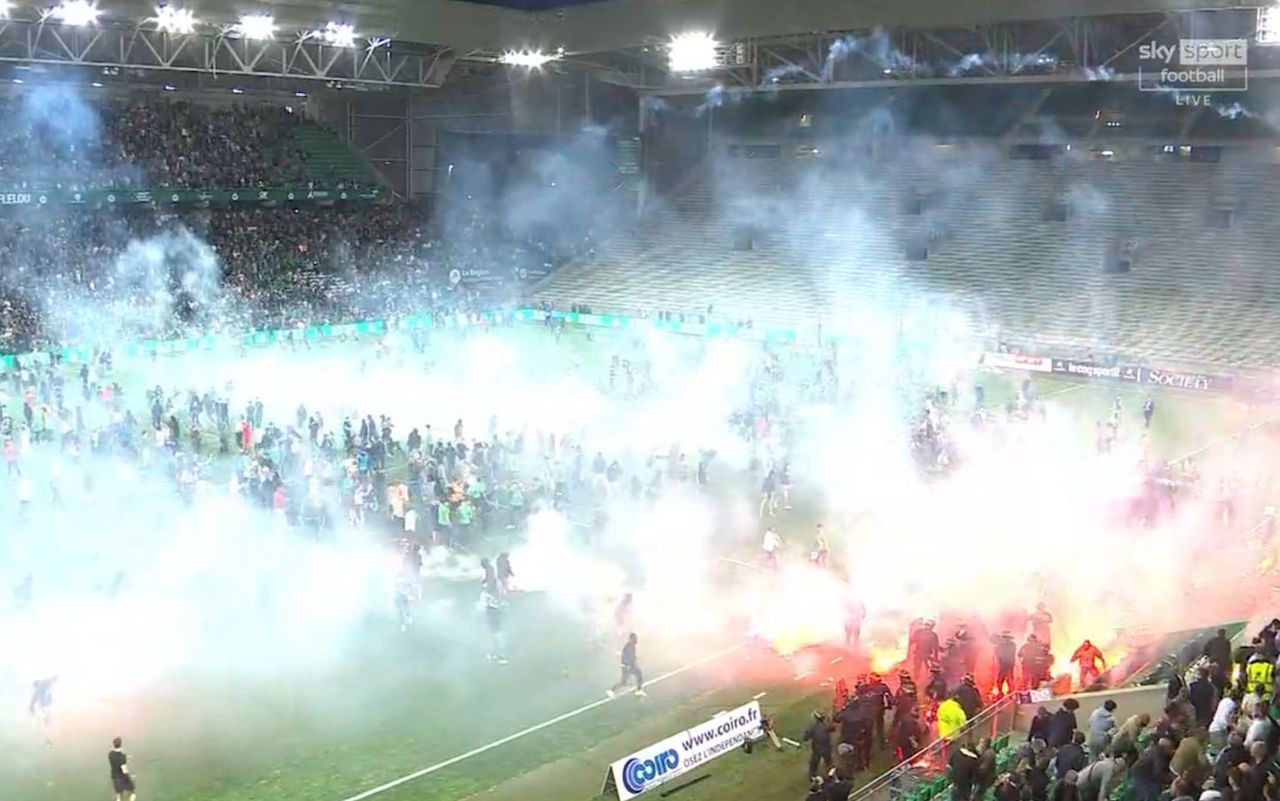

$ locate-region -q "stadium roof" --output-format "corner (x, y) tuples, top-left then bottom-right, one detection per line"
(459, 0), (613, 10)
(94, 0), (1258, 56)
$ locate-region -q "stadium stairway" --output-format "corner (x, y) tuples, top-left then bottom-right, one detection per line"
(532, 150), (1280, 368)
(290, 123), (381, 187)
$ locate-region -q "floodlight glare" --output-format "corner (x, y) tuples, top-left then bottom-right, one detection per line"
(0, 0), (10, 18)
(154, 5), (197, 34)
(52, 0), (101, 26)
(668, 31), (718, 72)
(234, 13), (276, 40)
(499, 49), (557, 68)
(321, 21), (356, 47)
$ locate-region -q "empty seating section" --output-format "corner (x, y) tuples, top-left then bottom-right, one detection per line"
(534, 148), (1280, 368)
(291, 124), (379, 187)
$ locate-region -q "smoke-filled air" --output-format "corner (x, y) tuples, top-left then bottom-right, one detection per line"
(1, 57), (1278, 801)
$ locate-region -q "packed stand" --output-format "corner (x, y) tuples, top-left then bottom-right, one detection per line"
(0, 97), (343, 191)
(872, 625), (1280, 801)
(0, 205), (514, 352)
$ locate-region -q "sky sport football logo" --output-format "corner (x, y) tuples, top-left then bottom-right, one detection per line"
(1138, 38), (1248, 103)
(621, 749), (679, 794)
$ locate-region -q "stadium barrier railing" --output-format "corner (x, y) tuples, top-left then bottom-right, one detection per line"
(848, 693), (1021, 801)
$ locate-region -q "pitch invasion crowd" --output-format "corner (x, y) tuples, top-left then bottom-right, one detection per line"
(0, 311), (1262, 801)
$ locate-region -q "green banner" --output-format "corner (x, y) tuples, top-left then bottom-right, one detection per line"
(0, 187), (382, 209)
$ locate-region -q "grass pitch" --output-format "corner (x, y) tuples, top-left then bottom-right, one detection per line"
(0, 323), (1272, 801)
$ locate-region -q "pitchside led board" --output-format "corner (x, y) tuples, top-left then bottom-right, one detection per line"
(603, 701), (763, 800)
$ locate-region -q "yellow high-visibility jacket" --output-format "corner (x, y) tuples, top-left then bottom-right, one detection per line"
(937, 698), (968, 741)
(1247, 658), (1274, 698)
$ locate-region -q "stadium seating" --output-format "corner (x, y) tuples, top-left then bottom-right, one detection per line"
(534, 147), (1280, 368)
(0, 97), (378, 190)
(290, 124), (379, 187)
(0, 206), (484, 351)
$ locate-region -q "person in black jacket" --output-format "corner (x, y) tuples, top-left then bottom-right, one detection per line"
(1055, 731), (1088, 777)
(1188, 667), (1218, 730)
(803, 711), (834, 780)
(1204, 629), (1232, 681)
(1025, 754), (1052, 801)
(866, 673), (893, 746)
(1051, 771), (1080, 801)
(825, 773), (853, 801)
(993, 631), (1017, 695)
(1029, 707), (1053, 746)
(1131, 738), (1174, 801)
(948, 742), (980, 801)
(955, 674), (984, 719)
(1048, 699), (1080, 749)
(892, 709), (925, 762)
(1215, 731), (1248, 786)
(1259, 620), (1280, 661)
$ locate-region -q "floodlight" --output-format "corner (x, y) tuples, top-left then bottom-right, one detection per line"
(321, 21), (356, 47)
(668, 31), (718, 72)
(234, 13), (275, 40)
(52, 0), (101, 26)
(499, 49), (557, 68)
(154, 5), (196, 34)
(1260, 7), (1280, 46)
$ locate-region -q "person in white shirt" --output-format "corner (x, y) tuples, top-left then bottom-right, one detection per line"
(1210, 691), (1240, 748)
(1244, 706), (1270, 747)
(404, 507), (418, 535)
(762, 527), (782, 569)
(1241, 689), (1261, 721)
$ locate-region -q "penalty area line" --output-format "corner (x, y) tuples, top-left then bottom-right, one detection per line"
(335, 643), (745, 801)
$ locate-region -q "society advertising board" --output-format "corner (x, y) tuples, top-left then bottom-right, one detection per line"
(1050, 359), (1233, 393)
(607, 700), (762, 800)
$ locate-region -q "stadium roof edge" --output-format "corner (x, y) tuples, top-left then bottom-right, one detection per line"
(77, 0), (1258, 56)
(495, 0), (1258, 55)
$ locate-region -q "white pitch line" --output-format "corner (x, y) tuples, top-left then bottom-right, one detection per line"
(829, 656), (844, 665)
(794, 671), (814, 681)
(1043, 383), (1086, 399)
(335, 643), (744, 801)
(752, 691), (768, 700)
(716, 555), (762, 571)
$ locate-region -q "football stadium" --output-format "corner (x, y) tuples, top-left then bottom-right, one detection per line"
(2, 1), (1280, 801)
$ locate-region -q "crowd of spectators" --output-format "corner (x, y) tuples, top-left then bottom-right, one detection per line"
(0, 94), (618, 353)
(0, 205), (531, 352)
(0, 98), (345, 190)
(932, 624), (1280, 801)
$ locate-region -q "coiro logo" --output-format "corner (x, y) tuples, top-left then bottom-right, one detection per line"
(621, 749), (679, 794)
